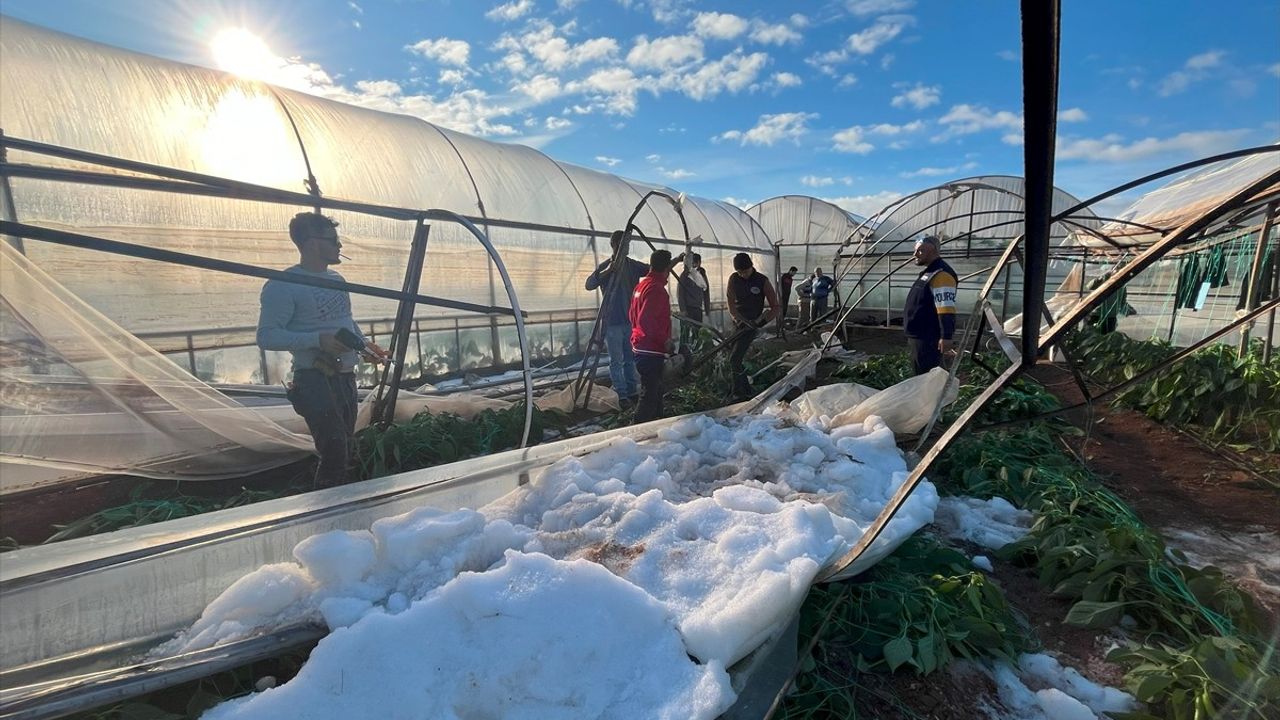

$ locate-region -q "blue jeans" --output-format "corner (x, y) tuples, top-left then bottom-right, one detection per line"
(288, 369), (358, 488)
(604, 323), (639, 399)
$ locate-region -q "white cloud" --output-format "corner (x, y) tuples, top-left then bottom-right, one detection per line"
(348, 2), (363, 13)
(716, 112), (817, 146)
(934, 103), (1022, 141)
(514, 74), (563, 102)
(671, 49), (770, 101)
(497, 21), (620, 73)
(749, 21), (802, 45)
(595, 155), (621, 166)
(721, 196), (753, 209)
(627, 35), (703, 69)
(771, 72), (803, 89)
(352, 20), (362, 30)
(648, 0), (691, 25)
(557, 0), (586, 8)
(645, 153), (662, 163)
(900, 161), (977, 178)
(439, 69), (466, 85)
(824, 191), (903, 217)
(692, 11), (748, 40)
(866, 120), (925, 135)
(1158, 49), (1226, 96)
(1269, 63), (1280, 78)
(1056, 129), (1252, 163)
(485, 0), (535, 22)
(801, 175), (836, 187)
(890, 82), (940, 110)
(659, 166), (695, 179)
(832, 126), (873, 154)
(846, 0), (915, 16)
(658, 124), (686, 133)
(1058, 107), (1088, 123)
(407, 38), (472, 67)
(847, 15), (914, 55)
(996, 49), (1017, 62)
(790, 14), (810, 28)
(838, 74), (858, 87)
(565, 66), (642, 114)
(544, 116), (572, 130)
(880, 53), (895, 70)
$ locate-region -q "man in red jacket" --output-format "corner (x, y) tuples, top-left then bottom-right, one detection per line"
(629, 249), (681, 423)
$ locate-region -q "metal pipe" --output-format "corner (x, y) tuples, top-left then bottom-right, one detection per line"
(375, 220), (431, 427)
(1237, 202), (1277, 353)
(0, 220), (517, 317)
(1019, 0), (1061, 365)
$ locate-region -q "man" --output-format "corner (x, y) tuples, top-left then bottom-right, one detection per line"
(903, 235), (959, 375)
(677, 252), (711, 349)
(796, 271), (813, 325)
(630, 250), (680, 423)
(776, 266), (798, 336)
(585, 230), (648, 405)
(726, 253), (780, 398)
(257, 212), (386, 488)
(811, 267), (835, 319)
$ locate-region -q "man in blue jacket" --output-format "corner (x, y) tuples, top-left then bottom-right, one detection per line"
(811, 267), (835, 319)
(585, 230), (648, 405)
(903, 236), (959, 375)
(257, 212), (386, 488)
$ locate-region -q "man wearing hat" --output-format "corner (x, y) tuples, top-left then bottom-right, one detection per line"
(726, 252), (780, 398)
(903, 235), (959, 374)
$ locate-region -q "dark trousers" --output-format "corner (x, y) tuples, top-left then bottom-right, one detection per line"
(289, 369), (358, 488)
(908, 337), (942, 376)
(730, 325), (759, 396)
(777, 292), (792, 334)
(680, 306), (704, 348)
(813, 295), (829, 319)
(633, 355), (665, 423)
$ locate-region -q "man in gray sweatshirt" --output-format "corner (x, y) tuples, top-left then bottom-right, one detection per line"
(257, 212), (385, 488)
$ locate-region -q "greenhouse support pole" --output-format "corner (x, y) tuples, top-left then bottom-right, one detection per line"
(1267, 243), (1280, 363)
(375, 219), (431, 428)
(0, 130), (24, 255)
(1237, 202), (1276, 354)
(1018, 0), (1061, 366)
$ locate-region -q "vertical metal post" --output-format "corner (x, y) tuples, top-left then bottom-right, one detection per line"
(1237, 202), (1276, 353)
(375, 219), (430, 426)
(1266, 238), (1280, 363)
(0, 131), (26, 254)
(1019, 0), (1061, 365)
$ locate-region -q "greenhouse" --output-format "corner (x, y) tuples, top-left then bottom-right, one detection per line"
(1, 8), (1279, 720)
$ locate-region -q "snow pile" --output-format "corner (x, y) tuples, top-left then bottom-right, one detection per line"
(173, 412), (937, 717)
(203, 552), (734, 720)
(980, 653), (1137, 720)
(933, 496), (1034, 550)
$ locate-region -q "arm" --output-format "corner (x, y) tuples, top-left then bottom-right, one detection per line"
(700, 268), (711, 313)
(760, 278), (781, 325)
(726, 278), (741, 325)
(256, 282), (319, 352)
(585, 259), (614, 291)
(930, 272), (958, 347)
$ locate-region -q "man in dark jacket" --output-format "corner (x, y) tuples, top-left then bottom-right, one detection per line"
(902, 236), (958, 375)
(811, 267), (835, 319)
(726, 253), (780, 398)
(677, 252), (711, 349)
(585, 230), (648, 404)
(629, 250), (680, 423)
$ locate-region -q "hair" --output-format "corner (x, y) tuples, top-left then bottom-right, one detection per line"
(650, 249), (673, 273)
(609, 230), (626, 249)
(732, 252), (753, 271)
(690, 252), (702, 263)
(788, 266), (798, 272)
(917, 235), (940, 247)
(288, 212), (338, 247)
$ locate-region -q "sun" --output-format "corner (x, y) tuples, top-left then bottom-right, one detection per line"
(210, 28), (279, 81)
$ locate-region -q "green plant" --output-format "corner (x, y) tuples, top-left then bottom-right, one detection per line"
(354, 404), (553, 480)
(44, 484), (280, 543)
(1109, 636), (1279, 720)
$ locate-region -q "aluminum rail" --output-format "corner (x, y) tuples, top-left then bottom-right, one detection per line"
(0, 353), (819, 720)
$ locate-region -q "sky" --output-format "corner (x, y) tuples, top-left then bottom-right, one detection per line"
(2, 0), (1278, 218)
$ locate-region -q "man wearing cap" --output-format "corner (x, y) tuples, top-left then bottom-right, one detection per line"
(257, 212), (387, 488)
(903, 235), (959, 375)
(629, 249), (681, 423)
(726, 253), (780, 398)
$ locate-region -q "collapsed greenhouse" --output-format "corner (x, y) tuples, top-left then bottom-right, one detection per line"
(1, 10), (1278, 720)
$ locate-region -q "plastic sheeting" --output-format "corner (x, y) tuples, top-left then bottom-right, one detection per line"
(747, 195), (871, 276)
(0, 18), (775, 488)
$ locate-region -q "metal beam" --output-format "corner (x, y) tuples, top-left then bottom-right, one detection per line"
(1238, 202), (1277, 353)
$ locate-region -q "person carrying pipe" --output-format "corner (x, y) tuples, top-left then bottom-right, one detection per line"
(726, 253), (780, 399)
(585, 230), (649, 408)
(676, 252), (711, 350)
(629, 249), (682, 423)
(257, 212), (387, 489)
(903, 235), (959, 375)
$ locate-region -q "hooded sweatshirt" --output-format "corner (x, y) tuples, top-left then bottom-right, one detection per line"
(629, 269), (672, 356)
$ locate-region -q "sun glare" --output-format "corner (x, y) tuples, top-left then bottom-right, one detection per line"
(210, 28), (278, 81)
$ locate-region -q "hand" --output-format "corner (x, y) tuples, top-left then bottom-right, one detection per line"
(362, 340), (390, 365)
(319, 333), (347, 356)
(939, 338), (956, 357)
(674, 252), (686, 265)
